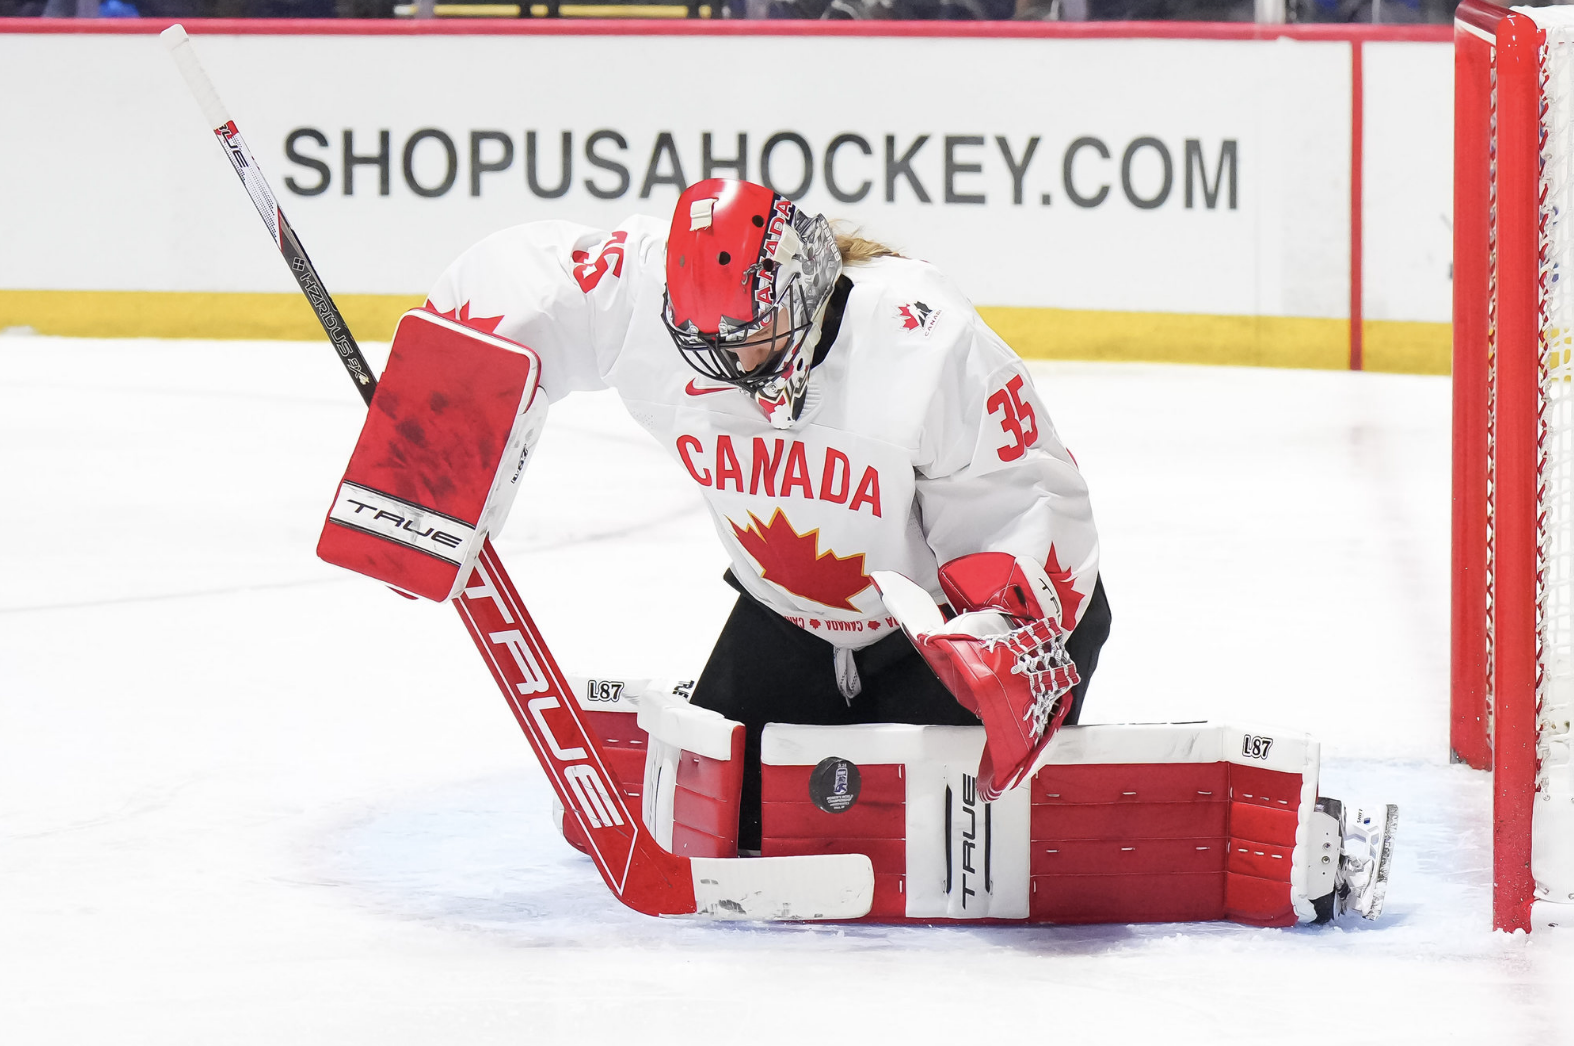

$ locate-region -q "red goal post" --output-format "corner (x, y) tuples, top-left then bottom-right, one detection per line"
(1452, 0), (1574, 933)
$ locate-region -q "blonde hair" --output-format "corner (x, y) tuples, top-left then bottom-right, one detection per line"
(833, 225), (901, 265)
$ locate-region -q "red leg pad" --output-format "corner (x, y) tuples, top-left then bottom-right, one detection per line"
(762, 763), (909, 918)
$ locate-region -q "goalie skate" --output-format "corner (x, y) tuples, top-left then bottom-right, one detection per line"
(1309, 798), (1398, 923)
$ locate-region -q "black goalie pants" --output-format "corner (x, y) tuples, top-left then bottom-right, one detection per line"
(689, 574), (1111, 853)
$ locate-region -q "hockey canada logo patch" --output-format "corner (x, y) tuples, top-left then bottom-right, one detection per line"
(896, 301), (940, 335)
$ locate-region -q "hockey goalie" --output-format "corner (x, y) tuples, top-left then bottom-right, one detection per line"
(315, 178), (1396, 927)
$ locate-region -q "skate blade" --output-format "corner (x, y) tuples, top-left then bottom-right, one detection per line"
(1357, 803), (1399, 920)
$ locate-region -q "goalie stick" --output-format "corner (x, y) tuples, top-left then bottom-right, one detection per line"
(161, 24), (872, 921)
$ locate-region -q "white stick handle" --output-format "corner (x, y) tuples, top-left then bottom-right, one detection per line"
(162, 24), (282, 248)
(161, 24), (231, 131)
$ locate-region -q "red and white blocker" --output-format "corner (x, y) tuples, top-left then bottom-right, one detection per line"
(560, 676), (1332, 927)
(316, 308), (548, 601)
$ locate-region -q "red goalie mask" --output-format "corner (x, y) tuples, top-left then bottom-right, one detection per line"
(663, 179), (842, 428)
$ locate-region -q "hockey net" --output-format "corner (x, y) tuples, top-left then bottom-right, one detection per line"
(1454, 0), (1574, 932)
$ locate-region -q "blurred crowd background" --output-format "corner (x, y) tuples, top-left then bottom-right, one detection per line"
(0, 0), (1472, 24)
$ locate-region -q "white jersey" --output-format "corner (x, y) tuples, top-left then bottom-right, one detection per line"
(426, 217), (1099, 650)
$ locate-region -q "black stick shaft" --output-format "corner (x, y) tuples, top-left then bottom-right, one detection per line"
(279, 220), (377, 405)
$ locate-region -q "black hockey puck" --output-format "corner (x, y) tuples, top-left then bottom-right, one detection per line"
(808, 756), (861, 814)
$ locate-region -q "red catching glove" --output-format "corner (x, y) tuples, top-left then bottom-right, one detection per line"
(872, 553), (1080, 801)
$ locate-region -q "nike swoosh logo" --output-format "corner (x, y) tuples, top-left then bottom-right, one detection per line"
(685, 380), (732, 397)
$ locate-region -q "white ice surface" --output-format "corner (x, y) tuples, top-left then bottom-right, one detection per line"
(1, 337), (1569, 1044)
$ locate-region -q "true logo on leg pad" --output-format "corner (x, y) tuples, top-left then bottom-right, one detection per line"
(809, 756), (861, 814)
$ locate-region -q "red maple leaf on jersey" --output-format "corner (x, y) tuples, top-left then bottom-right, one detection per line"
(730, 509), (872, 611)
(1044, 546), (1084, 629)
(424, 299), (504, 335)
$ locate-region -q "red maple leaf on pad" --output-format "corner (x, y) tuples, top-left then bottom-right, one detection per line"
(425, 299), (504, 335)
(730, 509), (872, 611)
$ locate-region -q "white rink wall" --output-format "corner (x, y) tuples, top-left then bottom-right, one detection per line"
(0, 24), (1453, 367)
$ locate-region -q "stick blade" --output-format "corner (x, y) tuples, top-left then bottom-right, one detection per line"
(685, 854), (875, 921)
